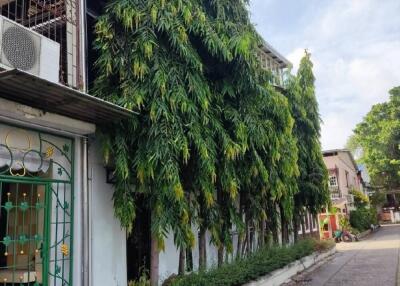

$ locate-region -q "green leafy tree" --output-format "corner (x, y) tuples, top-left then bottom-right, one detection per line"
(348, 87), (400, 190)
(350, 188), (369, 208)
(93, 1), (298, 284)
(369, 191), (387, 208)
(285, 51), (330, 239)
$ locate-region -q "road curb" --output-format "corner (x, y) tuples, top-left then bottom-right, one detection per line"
(244, 247), (336, 286)
(357, 226), (381, 241)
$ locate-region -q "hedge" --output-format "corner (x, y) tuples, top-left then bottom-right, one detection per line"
(169, 239), (333, 286)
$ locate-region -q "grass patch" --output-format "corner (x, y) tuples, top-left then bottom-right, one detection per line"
(169, 239), (334, 286)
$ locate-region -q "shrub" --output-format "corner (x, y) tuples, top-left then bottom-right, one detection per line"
(128, 269), (150, 286)
(314, 239), (335, 252)
(350, 207), (378, 231)
(169, 239), (333, 286)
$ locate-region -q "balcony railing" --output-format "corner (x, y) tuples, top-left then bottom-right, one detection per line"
(258, 50), (286, 87)
(329, 186), (342, 199)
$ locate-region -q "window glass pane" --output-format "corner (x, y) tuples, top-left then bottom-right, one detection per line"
(329, 176), (337, 187)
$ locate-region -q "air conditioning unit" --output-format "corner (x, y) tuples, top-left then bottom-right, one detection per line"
(0, 15), (60, 83)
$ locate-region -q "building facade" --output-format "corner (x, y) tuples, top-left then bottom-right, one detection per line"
(0, 1), (293, 285)
(0, 1), (130, 285)
(319, 149), (362, 238)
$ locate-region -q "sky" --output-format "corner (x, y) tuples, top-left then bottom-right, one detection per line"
(249, 0), (400, 150)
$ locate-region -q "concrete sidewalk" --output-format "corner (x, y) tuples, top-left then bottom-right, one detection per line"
(284, 224), (400, 286)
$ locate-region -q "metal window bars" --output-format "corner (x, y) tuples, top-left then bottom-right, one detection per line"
(0, 181), (46, 285)
(0, 0), (79, 87)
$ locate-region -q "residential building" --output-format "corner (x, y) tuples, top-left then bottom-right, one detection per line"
(258, 41), (291, 87)
(0, 0), (130, 285)
(0, 1), (294, 284)
(319, 149), (362, 238)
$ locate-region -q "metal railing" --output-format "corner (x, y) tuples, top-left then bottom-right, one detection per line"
(0, 0), (79, 87)
(329, 186), (342, 199)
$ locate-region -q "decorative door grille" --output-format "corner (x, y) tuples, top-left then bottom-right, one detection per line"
(0, 123), (74, 286)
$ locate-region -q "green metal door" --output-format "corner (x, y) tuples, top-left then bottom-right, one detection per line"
(0, 123), (74, 286)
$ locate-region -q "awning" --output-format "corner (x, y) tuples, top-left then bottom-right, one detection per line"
(0, 69), (135, 124)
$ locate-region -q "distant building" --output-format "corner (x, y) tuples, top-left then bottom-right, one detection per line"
(319, 149), (362, 238)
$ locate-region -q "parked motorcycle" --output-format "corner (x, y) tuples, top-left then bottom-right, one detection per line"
(334, 230), (359, 242)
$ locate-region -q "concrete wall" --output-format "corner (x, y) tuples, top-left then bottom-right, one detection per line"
(297, 212), (319, 236)
(158, 228), (220, 282)
(73, 136), (128, 286)
(88, 140), (127, 286)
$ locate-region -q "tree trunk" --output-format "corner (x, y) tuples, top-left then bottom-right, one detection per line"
(241, 232), (248, 257)
(265, 219), (272, 248)
(310, 214), (315, 236)
(150, 234), (159, 286)
(244, 207), (251, 255)
(236, 192), (244, 259)
(249, 222), (254, 252)
(178, 247), (185, 275)
(280, 206), (285, 245)
(259, 219), (265, 249)
(245, 222), (251, 254)
(280, 207), (289, 245)
(217, 246), (224, 267)
(185, 247), (193, 272)
(236, 232), (243, 259)
(293, 214), (299, 242)
(272, 218), (279, 245)
(199, 226), (207, 270)
(301, 211), (306, 239)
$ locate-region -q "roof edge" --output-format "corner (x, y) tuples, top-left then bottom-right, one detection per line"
(260, 40), (291, 68)
(323, 149), (359, 171)
(0, 69), (138, 117)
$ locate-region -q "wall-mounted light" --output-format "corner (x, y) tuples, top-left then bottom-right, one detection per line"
(106, 167), (116, 184)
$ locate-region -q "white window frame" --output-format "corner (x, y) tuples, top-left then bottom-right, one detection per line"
(329, 175), (338, 187)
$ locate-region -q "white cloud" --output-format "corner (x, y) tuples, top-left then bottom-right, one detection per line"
(317, 39), (400, 150)
(250, 0), (400, 150)
(286, 48), (304, 73)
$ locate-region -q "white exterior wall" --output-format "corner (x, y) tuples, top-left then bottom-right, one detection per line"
(159, 232), (180, 281)
(324, 151), (360, 198)
(158, 228), (220, 283)
(88, 140), (127, 286)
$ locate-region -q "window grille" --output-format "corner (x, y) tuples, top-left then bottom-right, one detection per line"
(0, 0), (79, 87)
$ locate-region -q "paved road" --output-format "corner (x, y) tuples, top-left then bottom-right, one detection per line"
(285, 224), (400, 286)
